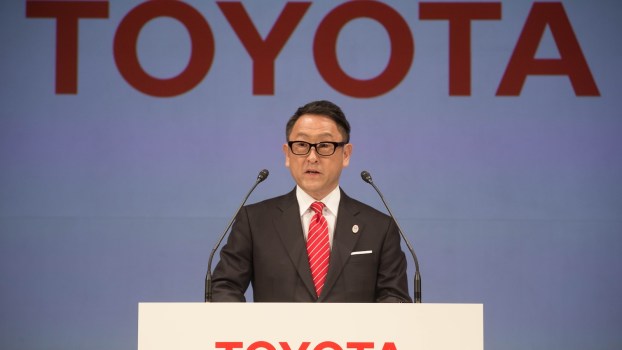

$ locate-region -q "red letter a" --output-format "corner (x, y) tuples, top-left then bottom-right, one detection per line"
(497, 2), (599, 96)
(381, 342), (397, 350)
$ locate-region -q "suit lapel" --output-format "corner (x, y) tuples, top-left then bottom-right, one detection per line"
(273, 190), (316, 298)
(319, 191), (363, 301)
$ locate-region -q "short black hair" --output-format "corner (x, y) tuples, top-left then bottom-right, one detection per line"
(286, 100), (351, 143)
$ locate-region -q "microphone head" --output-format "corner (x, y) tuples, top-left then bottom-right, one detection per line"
(360, 170), (373, 184)
(257, 169), (269, 183)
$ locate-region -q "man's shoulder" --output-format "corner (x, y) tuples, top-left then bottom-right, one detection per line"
(340, 190), (390, 220)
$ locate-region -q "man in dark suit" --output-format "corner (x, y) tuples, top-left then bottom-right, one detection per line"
(212, 100), (411, 302)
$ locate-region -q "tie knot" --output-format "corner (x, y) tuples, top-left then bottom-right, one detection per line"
(310, 201), (325, 215)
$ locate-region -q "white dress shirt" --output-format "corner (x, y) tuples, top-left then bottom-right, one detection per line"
(296, 185), (341, 249)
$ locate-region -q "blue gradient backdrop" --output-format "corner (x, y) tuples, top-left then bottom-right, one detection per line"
(1, 1), (621, 350)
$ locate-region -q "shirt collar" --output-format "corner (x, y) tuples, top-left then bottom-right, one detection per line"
(296, 185), (341, 217)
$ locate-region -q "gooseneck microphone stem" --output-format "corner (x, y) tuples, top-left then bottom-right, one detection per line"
(204, 169), (269, 302)
(361, 170), (422, 303)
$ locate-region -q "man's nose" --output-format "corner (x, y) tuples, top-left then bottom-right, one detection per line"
(306, 147), (319, 161)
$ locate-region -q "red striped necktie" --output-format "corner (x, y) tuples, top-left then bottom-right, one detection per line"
(307, 201), (330, 297)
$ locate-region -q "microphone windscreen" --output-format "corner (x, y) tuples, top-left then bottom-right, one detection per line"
(257, 169), (270, 182)
(360, 170), (372, 184)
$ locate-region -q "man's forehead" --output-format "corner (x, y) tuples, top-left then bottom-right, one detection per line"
(292, 116), (337, 131)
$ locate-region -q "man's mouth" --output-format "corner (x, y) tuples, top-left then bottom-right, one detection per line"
(305, 170), (321, 175)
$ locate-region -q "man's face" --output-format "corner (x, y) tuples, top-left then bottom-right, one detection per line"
(283, 114), (352, 200)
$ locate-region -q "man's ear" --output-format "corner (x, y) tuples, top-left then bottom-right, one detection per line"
(342, 143), (352, 167)
(283, 143), (290, 168)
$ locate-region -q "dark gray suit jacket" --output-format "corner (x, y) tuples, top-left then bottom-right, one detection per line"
(211, 188), (411, 302)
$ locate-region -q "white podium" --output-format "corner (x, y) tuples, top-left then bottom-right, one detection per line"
(138, 303), (483, 350)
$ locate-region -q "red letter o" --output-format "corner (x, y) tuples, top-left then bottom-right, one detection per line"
(313, 1), (413, 98)
(248, 341), (277, 350)
(114, 1), (214, 97)
(314, 341), (342, 350)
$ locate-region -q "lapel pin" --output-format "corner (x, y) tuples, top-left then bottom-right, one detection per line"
(352, 225), (359, 234)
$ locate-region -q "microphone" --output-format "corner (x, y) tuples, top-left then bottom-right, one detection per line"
(361, 170), (422, 303)
(204, 169), (269, 302)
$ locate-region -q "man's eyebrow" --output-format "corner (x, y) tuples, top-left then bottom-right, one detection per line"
(292, 132), (335, 139)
